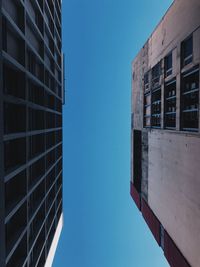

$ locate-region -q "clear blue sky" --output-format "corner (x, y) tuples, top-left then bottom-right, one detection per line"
(54, 1), (172, 266)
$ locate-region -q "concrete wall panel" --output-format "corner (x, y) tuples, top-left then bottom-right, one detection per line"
(148, 130), (200, 267)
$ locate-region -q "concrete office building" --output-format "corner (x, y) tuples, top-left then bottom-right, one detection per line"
(130, 1), (200, 266)
(0, 0), (64, 266)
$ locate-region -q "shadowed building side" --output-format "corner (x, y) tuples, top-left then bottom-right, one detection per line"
(0, 0), (64, 266)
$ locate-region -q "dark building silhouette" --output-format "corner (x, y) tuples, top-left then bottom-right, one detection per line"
(131, 1), (200, 267)
(0, 0), (64, 266)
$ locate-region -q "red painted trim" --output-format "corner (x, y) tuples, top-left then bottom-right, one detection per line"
(130, 186), (191, 267)
(141, 198), (161, 245)
(164, 231), (191, 267)
(130, 182), (141, 210)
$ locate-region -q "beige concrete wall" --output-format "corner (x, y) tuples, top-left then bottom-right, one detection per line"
(148, 0), (200, 67)
(132, 0), (200, 130)
(131, 56), (143, 130)
(131, 1), (200, 266)
(148, 130), (200, 267)
(132, 0), (200, 69)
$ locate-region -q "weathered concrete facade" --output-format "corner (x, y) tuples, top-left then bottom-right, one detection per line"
(131, 1), (200, 267)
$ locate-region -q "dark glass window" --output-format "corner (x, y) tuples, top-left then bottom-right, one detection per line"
(151, 88), (161, 128)
(181, 35), (193, 67)
(4, 103), (26, 134)
(6, 203), (27, 256)
(165, 53), (172, 77)
(164, 79), (176, 129)
(144, 72), (149, 92)
(181, 65), (199, 131)
(5, 171), (27, 216)
(3, 64), (25, 99)
(152, 62), (161, 89)
(4, 138), (26, 172)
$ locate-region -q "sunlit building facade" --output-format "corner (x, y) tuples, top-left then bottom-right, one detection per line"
(131, 1), (200, 266)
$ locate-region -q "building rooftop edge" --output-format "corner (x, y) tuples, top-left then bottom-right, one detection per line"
(131, 0), (175, 66)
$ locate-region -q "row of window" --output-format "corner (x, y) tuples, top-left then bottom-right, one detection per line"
(4, 132), (62, 173)
(3, 63), (62, 101)
(2, 0), (61, 40)
(2, 17), (62, 78)
(144, 65), (199, 131)
(4, 102), (62, 134)
(2, 14), (62, 91)
(144, 34), (193, 92)
(2, 0), (61, 64)
(143, 34), (199, 132)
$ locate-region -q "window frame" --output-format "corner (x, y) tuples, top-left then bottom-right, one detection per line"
(181, 35), (193, 67)
(164, 52), (173, 77)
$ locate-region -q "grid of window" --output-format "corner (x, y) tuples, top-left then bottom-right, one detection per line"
(143, 62), (162, 129)
(0, 0), (63, 266)
(152, 62), (161, 89)
(142, 33), (199, 133)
